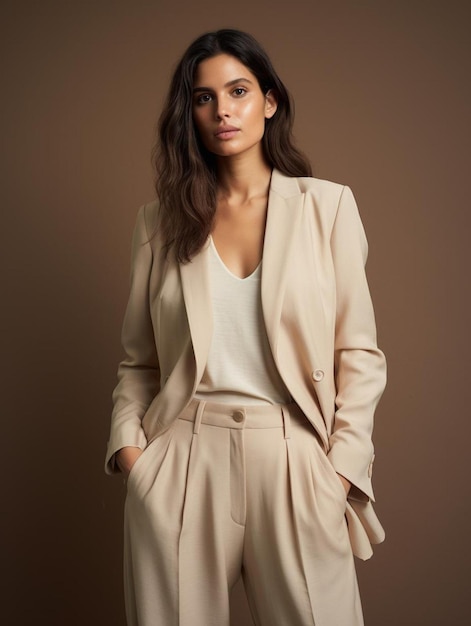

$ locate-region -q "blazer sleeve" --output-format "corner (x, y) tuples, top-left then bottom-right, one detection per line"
(104, 204), (160, 475)
(326, 186), (387, 502)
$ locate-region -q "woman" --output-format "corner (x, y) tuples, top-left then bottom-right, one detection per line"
(105, 28), (386, 626)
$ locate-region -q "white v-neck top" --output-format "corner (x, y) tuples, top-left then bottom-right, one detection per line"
(194, 238), (291, 405)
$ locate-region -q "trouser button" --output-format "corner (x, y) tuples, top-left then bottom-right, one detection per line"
(232, 410), (244, 423)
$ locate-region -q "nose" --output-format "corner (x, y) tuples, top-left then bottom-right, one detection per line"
(215, 96), (231, 120)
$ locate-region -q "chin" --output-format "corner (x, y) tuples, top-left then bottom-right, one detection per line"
(212, 141), (264, 160)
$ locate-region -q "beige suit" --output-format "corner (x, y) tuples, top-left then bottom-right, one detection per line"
(105, 169), (387, 624)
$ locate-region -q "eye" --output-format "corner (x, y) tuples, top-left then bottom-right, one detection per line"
(232, 87), (247, 97)
(195, 93), (213, 105)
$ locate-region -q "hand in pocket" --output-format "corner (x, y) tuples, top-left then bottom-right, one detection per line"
(116, 446), (145, 477)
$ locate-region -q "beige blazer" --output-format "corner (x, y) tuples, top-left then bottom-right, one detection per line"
(105, 168), (387, 559)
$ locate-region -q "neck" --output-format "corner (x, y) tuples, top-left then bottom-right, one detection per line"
(216, 151), (272, 203)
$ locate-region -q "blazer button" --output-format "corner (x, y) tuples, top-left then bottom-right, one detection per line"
(233, 410), (245, 423)
(312, 369), (324, 382)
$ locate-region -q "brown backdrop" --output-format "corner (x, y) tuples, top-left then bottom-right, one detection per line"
(2, 1), (470, 624)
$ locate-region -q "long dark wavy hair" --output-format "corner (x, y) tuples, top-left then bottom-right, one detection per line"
(153, 29), (312, 262)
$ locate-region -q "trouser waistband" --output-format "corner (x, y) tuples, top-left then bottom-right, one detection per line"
(178, 398), (306, 439)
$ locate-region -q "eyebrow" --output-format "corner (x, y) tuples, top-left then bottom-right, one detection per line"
(193, 77), (254, 93)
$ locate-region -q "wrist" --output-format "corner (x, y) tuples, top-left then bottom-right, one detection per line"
(116, 446), (143, 475)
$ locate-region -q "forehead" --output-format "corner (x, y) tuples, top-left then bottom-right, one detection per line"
(193, 53), (257, 87)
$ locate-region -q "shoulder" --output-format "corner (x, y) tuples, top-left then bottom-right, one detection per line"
(131, 199), (161, 243)
(137, 199), (160, 236)
(271, 169), (347, 207)
(297, 177), (358, 217)
(128, 200), (165, 257)
(298, 178), (364, 240)
(271, 172), (364, 240)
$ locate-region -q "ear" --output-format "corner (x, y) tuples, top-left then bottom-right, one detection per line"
(264, 89), (278, 119)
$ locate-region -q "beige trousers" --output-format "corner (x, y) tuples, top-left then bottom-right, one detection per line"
(123, 400), (363, 626)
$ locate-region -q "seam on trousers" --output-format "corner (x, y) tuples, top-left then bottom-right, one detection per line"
(230, 428), (247, 526)
(193, 400), (206, 434)
(281, 405), (292, 439)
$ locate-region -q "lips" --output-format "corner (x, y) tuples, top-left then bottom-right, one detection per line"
(214, 125), (240, 139)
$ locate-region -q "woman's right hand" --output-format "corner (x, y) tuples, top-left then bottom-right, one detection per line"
(116, 446), (144, 477)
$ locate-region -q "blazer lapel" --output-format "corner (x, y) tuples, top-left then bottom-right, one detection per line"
(262, 169), (304, 357)
(179, 238), (212, 389)
(179, 169), (305, 386)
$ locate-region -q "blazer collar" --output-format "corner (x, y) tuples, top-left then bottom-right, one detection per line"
(180, 169), (305, 378)
(269, 167), (303, 198)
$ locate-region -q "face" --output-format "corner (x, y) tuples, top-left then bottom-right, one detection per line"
(192, 53), (277, 159)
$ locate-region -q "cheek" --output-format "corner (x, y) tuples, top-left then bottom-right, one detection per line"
(242, 101), (268, 129)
